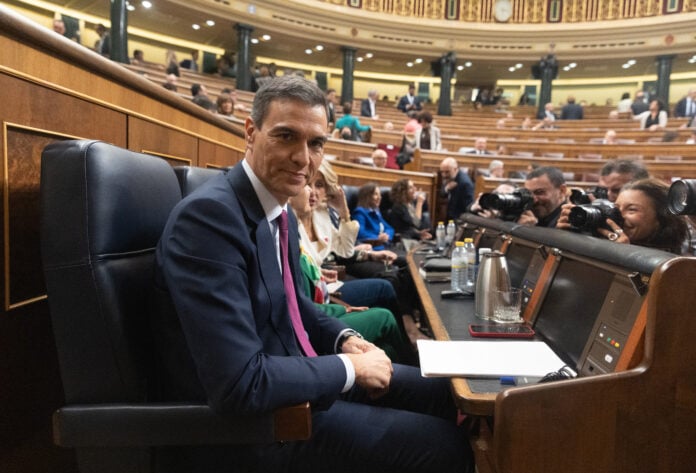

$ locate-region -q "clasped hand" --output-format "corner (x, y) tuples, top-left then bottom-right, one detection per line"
(344, 339), (393, 398)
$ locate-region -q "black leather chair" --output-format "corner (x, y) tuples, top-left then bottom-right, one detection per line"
(40, 140), (309, 473)
(174, 165), (225, 196)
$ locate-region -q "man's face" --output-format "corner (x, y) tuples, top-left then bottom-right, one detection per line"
(245, 99), (328, 204)
(524, 174), (566, 219)
(373, 153), (387, 168)
(327, 91), (336, 104)
(474, 138), (487, 151)
(439, 163), (457, 181)
(599, 172), (633, 202)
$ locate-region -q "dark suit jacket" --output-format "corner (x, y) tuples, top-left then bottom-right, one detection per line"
(360, 99), (374, 117)
(154, 165), (347, 418)
(444, 169), (474, 220)
(674, 97), (695, 118)
(397, 94), (422, 113)
(560, 103), (583, 120)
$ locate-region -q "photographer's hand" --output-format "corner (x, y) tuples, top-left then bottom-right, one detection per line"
(516, 210), (538, 227)
(598, 218), (629, 244)
(555, 203), (576, 230)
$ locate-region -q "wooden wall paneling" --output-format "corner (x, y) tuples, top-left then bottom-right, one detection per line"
(128, 117), (198, 166)
(198, 138), (245, 169)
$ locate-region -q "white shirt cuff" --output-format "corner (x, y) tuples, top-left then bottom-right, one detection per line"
(337, 354), (355, 393)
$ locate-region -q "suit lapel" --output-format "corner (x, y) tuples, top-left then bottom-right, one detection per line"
(227, 166), (299, 355)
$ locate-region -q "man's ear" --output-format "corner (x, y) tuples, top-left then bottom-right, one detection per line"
(244, 117), (256, 144)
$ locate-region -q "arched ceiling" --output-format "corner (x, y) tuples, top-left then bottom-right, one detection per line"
(20, 0), (696, 83)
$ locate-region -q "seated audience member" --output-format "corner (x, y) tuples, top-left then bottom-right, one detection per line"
(458, 137), (493, 155)
(597, 179), (688, 254)
(52, 18), (66, 35)
(673, 88), (696, 118)
(415, 111), (441, 150)
(617, 92), (632, 113)
(164, 50), (180, 76)
(216, 93), (235, 117)
(560, 95), (583, 120)
(352, 183), (394, 250)
(538, 102), (557, 120)
(633, 99), (668, 130)
(396, 121), (419, 169)
(290, 185), (414, 364)
(396, 83), (422, 113)
(360, 89), (380, 119)
(335, 102), (371, 142)
(221, 88), (251, 113)
(94, 23), (110, 57)
(179, 50), (199, 72)
(520, 116), (533, 129)
(190, 83), (215, 111)
(383, 121), (395, 131)
(162, 73), (178, 92)
(315, 163), (419, 330)
(661, 130), (679, 142)
(387, 179), (432, 241)
(608, 110), (620, 120)
(488, 159), (505, 178)
(153, 75), (472, 472)
(518, 166), (568, 228)
(371, 149), (388, 168)
(439, 157), (474, 220)
(496, 144), (510, 155)
(602, 129), (617, 144)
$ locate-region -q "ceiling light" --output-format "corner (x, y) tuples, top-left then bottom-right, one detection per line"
(315, 45), (324, 51)
(508, 67), (516, 72)
(356, 57), (364, 62)
(206, 20), (215, 27)
(457, 65), (464, 71)
(406, 62), (413, 67)
(689, 58), (696, 64)
(126, 4), (135, 11)
(622, 64), (631, 69)
(627, 59), (636, 65)
(563, 66), (570, 71)
(515, 63), (523, 69)
(365, 53), (373, 58)
(251, 38), (259, 44)
(192, 24), (200, 30)
(141, 0), (152, 8)
(262, 34), (271, 41)
(568, 62), (577, 68)
(305, 49), (313, 55)
(415, 58), (423, 64)
(464, 61), (472, 67)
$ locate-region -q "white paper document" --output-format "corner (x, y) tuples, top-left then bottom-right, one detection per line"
(417, 339), (566, 378)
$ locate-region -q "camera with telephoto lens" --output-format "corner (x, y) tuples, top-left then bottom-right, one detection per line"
(569, 186), (609, 205)
(667, 179), (696, 215)
(568, 199), (624, 234)
(479, 188), (534, 220)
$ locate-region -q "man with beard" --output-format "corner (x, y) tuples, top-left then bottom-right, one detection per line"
(517, 166), (567, 228)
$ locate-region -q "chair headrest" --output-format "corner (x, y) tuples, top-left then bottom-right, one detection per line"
(40, 140), (182, 268)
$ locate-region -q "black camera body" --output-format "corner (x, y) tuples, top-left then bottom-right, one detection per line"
(568, 199), (623, 234)
(479, 188), (534, 221)
(569, 186), (609, 205)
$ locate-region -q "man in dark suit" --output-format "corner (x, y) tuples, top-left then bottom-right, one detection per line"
(154, 75), (472, 472)
(673, 88), (696, 118)
(560, 95), (583, 120)
(360, 89), (379, 119)
(397, 83), (423, 113)
(439, 157), (474, 220)
(326, 88), (337, 131)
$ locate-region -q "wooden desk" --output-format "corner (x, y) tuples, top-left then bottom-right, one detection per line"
(408, 250), (501, 416)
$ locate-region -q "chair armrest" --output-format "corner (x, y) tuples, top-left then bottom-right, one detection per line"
(53, 402), (311, 447)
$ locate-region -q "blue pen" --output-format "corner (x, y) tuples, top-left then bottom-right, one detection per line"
(500, 376), (543, 385)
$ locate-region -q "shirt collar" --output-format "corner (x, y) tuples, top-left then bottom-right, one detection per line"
(241, 159), (285, 223)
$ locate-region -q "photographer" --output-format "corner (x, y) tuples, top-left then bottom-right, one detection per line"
(596, 178), (688, 254)
(518, 166), (568, 227)
(557, 159), (649, 230)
